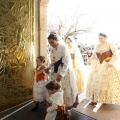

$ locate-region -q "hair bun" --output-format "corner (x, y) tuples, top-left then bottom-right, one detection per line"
(98, 33), (107, 38)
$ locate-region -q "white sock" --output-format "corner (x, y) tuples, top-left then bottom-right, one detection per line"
(93, 103), (103, 112)
(84, 100), (92, 108)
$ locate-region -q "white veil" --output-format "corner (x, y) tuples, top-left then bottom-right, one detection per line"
(67, 36), (85, 72)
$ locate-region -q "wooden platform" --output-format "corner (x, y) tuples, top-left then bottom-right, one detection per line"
(73, 99), (120, 120)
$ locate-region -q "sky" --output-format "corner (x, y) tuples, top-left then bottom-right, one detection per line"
(47, 0), (120, 45)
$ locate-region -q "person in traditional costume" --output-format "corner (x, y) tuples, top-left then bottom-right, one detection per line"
(31, 56), (47, 111)
(45, 81), (70, 120)
(45, 32), (78, 107)
(66, 36), (85, 92)
(86, 33), (120, 107)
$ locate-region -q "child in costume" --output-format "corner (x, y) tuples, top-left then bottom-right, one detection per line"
(45, 81), (70, 120)
(31, 56), (47, 111)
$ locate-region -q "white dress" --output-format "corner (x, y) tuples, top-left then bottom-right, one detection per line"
(86, 42), (120, 104)
(33, 66), (47, 102)
(48, 43), (78, 106)
(45, 88), (64, 120)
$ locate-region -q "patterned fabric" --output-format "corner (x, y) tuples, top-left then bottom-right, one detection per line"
(86, 42), (120, 104)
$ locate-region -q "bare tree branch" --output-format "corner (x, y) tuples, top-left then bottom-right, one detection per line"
(47, 10), (93, 41)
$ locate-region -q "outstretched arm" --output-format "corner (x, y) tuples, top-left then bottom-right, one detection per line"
(36, 65), (46, 75)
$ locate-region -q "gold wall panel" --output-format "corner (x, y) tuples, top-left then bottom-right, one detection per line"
(0, 0), (34, 109)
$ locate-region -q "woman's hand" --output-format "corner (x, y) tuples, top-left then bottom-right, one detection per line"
(56, 74), (62, 82)
(44, 68), (50, 74)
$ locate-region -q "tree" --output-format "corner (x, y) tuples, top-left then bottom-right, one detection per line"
(47, 11), (93, 41)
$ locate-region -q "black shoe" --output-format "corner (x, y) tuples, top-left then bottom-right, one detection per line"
(72, 94), (79, 108)
(31, 104), (39, 111)
(66, 106), (73, 110)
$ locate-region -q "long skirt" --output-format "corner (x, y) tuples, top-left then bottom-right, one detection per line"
(33, 80), (47, 102)
(86, 60), (120, 104)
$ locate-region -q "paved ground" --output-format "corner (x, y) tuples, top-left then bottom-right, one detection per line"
(0, 101), (95, 120)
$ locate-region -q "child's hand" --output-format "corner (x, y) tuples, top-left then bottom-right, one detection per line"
(56, 74), (62, 82)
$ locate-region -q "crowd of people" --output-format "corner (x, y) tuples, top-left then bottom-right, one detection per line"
(32, 32), (120, 119)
